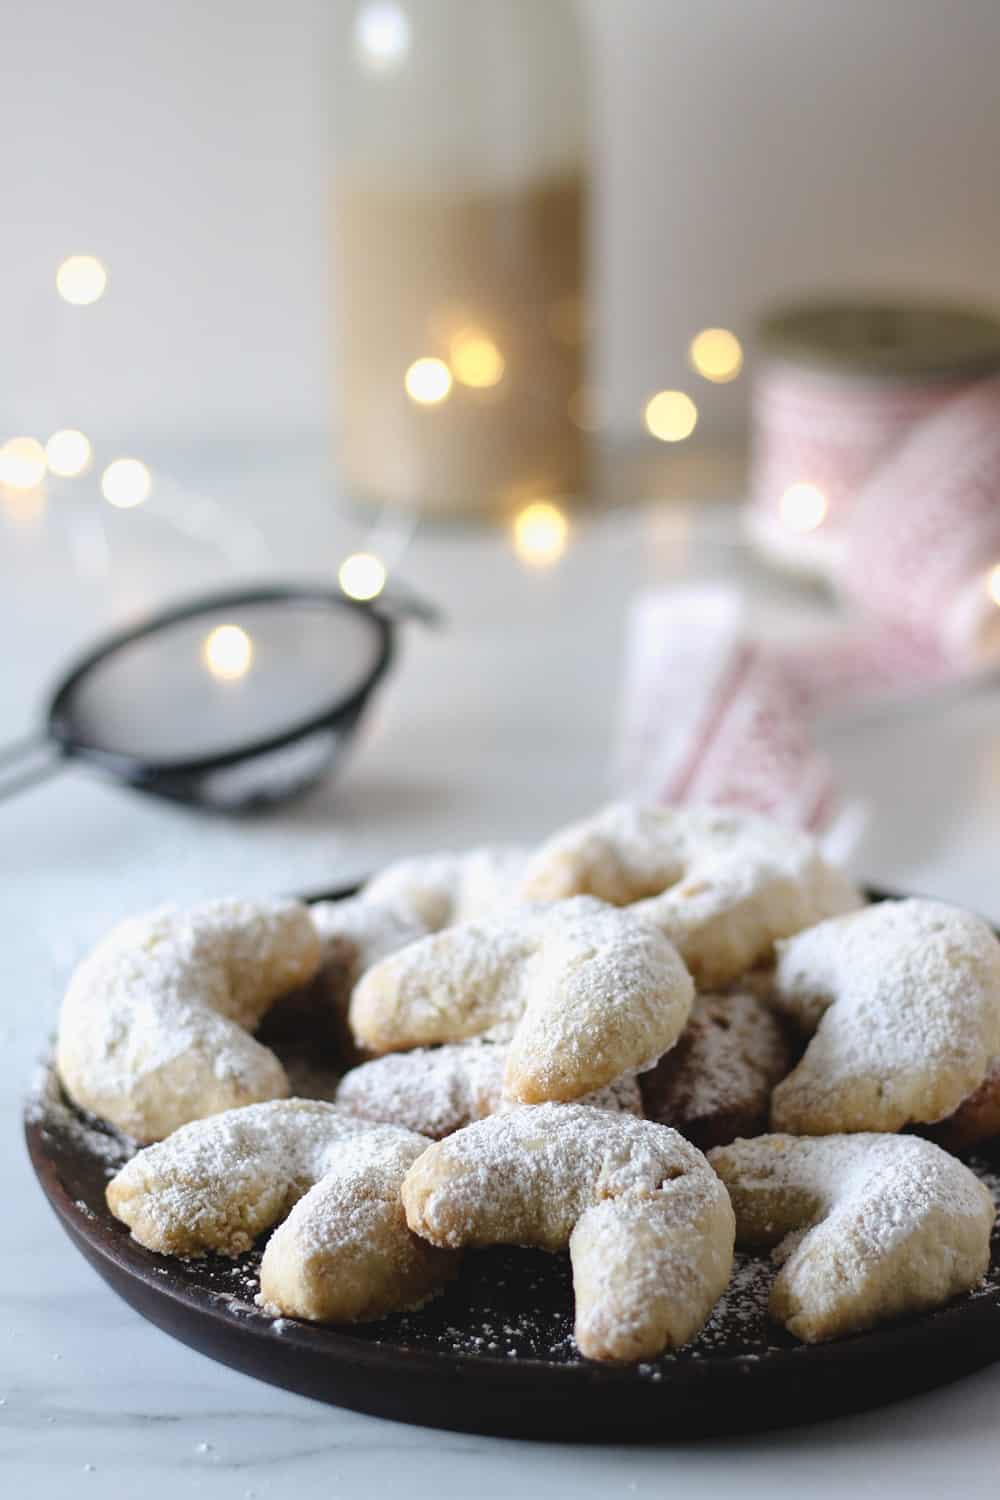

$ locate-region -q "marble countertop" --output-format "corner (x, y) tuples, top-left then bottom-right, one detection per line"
(4, 448), (1000, 1498)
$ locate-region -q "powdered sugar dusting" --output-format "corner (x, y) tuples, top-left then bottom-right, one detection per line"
(710, 1133), (996, 1340)
(641, 988), (793, 1148)
(337, 1041), (507, 1138)
(351, 896), (694, 1107)
(402, 1104), (736, 1360)
(772, 899), (1000, 1133)
(336, 1041), (643, 1139)
(401, 1104), (728, 1253)
(518, 802), (861, 988)
(105, 1098), (430, 1258)
(27, 1062), (1000, 1368)
(309, 896), (428, 984)
(27, 1060), (136, 1173)
(56, 898), (321, 1141)
(361, 846), (529, 931)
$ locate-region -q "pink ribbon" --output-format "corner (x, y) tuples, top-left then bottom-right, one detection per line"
(625, 378), (1000, 842)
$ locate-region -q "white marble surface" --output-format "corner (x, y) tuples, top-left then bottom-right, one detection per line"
(4, 451), (1000, 1497)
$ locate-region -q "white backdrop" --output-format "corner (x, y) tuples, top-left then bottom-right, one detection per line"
(2, 0), (1000, 447)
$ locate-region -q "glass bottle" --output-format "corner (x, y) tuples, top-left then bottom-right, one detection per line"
(330, 0), (589, 519)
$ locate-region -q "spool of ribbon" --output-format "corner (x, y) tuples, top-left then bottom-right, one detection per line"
(617, 587), (843, 840)
(838, 376), (1000, 666)
(618, 586), (956, 858)
(747, 299), (1000, 580)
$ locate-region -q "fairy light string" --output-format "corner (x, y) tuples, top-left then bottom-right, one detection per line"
(3, 254), (764, 588)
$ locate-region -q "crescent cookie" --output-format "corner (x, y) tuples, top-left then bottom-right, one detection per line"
(336, 1040), (643, 1139)
(518, 803), (861, 988)
(770, 899), (1000, 1134)
(310, 896), (429, 986)
(349, 896), (695, 1105)
(308, 896), (430, 1067)
(57, 899), (322, 1143)
(402, 1104), (735, 1362)
(930, 1058), (1000, 1154)
(709, 1133), (995, 1342)
(106, 1099), (455, 1322)
(640, 990), (793, 1149)
(360, 845), (528, 932)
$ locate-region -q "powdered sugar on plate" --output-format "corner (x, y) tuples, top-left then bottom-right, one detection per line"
(25, 1056), (1000, 1371)
(26, 1058), (137, 1174)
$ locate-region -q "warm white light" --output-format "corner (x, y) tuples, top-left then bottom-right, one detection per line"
(404, 357), (452, 405)
(449, 329), (505, 389)
(0, 436), (47, 490)
(689, 327), (743, 383)
(354, 1), (411, 73)
(45, 429), (92, 478)
(56, 255), (108, 306)
(101, 458), (152, 509)
(987, 564), (1000, 608)
(644, 390), (698, 443)
(512, 501), (569, 569)
(779, 482), (827, 532)
(339, 551), (387, 601)
(201, 624), (254, 682)
(1, 487), (46, 526)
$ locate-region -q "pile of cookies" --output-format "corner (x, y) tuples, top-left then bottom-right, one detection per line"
(56, 804), (1000, 1362)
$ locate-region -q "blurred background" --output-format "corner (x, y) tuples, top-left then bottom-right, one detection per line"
(4, 0), (1000, 874)
(4, 0), (1000, 454)
(9, 13), (1000, 1475)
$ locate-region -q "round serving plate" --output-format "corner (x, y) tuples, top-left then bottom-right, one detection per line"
(24, 885), (1000, 1442)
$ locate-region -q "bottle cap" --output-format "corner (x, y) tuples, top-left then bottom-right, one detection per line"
(758, 298), (1000, 381)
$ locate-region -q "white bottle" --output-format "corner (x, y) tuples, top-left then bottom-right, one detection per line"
(331, 0), (589, 518)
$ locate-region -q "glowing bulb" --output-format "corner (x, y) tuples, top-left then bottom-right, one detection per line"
(101, 458), (152, 508)
(644, 390), (698, 443)
(45, 429), (92, 477)
(512, 501), (569, 569)
(449, 330), (505, 389)
(354, 1), (411, 73)
(779, 482), (827, 532)
(0, 436), (47, 490)
(1, 488), (46, 526)
(201, 624), (254, 682)
(56, 255), (108, 306)
(339, 552), (387, 601)
(987, 564), (1000, 608)
(404, 357), (452, 405)
(689, 327), (743, 383)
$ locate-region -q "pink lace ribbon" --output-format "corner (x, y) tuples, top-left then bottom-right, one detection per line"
(751, 364), (956, 536)
(624, 379), (1000, 841)
(839, 377), (1000, 664)
(618, 589), (954, 846)
(620, 589), (831, 832)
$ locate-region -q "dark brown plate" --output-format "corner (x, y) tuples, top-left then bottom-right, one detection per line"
(23, 885), (1000, 1441)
